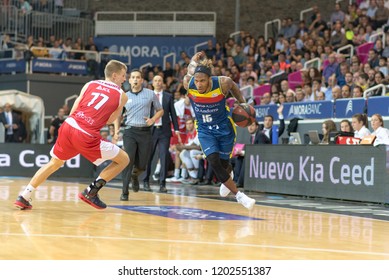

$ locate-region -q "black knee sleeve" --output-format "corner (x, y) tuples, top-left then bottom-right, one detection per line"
(220, 159), (233, 174)
(207, 153), (230, 183)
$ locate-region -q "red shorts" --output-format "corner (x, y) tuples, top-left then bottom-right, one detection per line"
(51, 121), (119, 166)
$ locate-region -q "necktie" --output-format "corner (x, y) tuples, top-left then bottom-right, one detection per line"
(251, 135), (255, 144)
(155, 92), (162, 126)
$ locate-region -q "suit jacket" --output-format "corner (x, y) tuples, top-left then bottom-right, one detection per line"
(152, 91), (179, 137)
(258, 118), (285, 143)
(253, 130), (271, 144)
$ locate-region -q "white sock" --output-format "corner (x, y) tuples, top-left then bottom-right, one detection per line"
(21, 184), (35, 200)
(174, 168), (180, 178)
(155, 163), (161, 174)
(181, 168), (188, 179)
(189, 169), (198, 179)
(235, 191), (243, 199)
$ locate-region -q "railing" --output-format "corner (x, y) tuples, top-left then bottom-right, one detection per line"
(304, 57), (321, 71)
(300, 7), (313, 21)
(336, 44), (354, 59)
(94, 11), (217, 37)
(364, 84), (387, 98)
(264, 19), (281, 41)
(140, 63), (152, 72)
(369, 31), (386, 47)
(163, 53), (176, 70)
(229, 31), (241, 40)
(0, 4), (94, 44)
(194, 41), (208, 53)
(239, 85), (253, 100)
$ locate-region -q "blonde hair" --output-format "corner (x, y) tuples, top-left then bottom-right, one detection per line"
(104, 60), (127, 78)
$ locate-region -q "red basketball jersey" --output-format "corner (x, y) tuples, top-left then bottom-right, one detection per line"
(71, 80), (122, 137)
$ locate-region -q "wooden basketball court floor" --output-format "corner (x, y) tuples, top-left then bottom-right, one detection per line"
(1, 176), (389, 260)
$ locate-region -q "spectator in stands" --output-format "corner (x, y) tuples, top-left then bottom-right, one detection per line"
(303, 83), (314, 101)
(312, 78), (327, 100)
(332, 85), (342, 100)
(278, 93), (286, 104)
(295, 86), (305, 102)
(323, 53), (338, 84)
(0, 34), (14, 59)
(233, 45), (245, 68)
(382, 36), (389, 58)
(330, 2), (346, 24)
(374, 39), (384, 57)
(330, 21), (347, 51)
(296, 20), (309, 37)
(341, 85), (352, 98)
(353, 26), (367, 46)
(345, 72), (355, 91)
(316, 91), (326, 100)
(280, 80), (289, 94)
(85, 44), (99, 79)
(358, 72), (369, 91)
(321, 119), (338, 144)
(324, 74), (337, 100)
(378, 57), (388, 76)
(370, 113), (389, 145)
(367, 69), (377, 88)
(370, 71), (387, 95)
(48, 40), (63, 59)
(368, 49), (380, 69)
(340, 119), (354, 133)
(285, 89), (295, 103)
(309, 12), (328, 36)
(48, 107), (66, 144)
(353, 85), (364, 97)
(352, 113), (371, 138)
(366, 0), (378, 22)
(336, 62), (349, 86)
(260, 92), (272, 105)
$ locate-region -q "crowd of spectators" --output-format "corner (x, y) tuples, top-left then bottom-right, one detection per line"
(2, 1), (389, 188)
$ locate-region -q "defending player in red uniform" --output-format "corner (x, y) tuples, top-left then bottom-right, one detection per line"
(14, 60), (130, 210)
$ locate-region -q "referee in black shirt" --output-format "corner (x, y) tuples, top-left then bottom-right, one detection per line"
(120, 69), (164, 201)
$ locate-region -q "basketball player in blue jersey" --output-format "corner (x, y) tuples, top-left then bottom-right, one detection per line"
(183, 51), (255, 210)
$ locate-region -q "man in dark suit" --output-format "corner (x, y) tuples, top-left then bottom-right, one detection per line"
(233, 105), (285, 188)
(143, 75), (180, 193)
(0, 103), (23, 143)
(258, 105), (285, 143)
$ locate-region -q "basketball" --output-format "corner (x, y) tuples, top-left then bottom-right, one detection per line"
(231, 104), (256, 127)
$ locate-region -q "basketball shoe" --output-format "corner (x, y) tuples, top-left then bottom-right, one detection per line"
(236, 191), (255, 210)
(78, 179), (107, 209)
(14, 196), (33, 210)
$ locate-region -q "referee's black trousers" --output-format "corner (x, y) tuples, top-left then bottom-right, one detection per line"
(121, 127), (152, 194)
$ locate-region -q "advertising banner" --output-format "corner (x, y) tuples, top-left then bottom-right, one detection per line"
(334, 98), (366, 118)
(282, 100), (334, 120)
(367, 96), (389, 117)
(32, 58), (88, 75)
(254, 104), (279, 121)
(244, 145), (389, 203)
(0, 144), (94, 178)
(0, 59), (26, 74)
(93, 36), (214, 67)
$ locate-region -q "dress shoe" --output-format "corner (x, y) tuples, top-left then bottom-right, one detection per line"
(199, 180), (212, 186)
(143, 181), (152, 192)
(159, 185), (167, 193)
(120, 193), (129, 201)
(131, 174), (140, 192)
